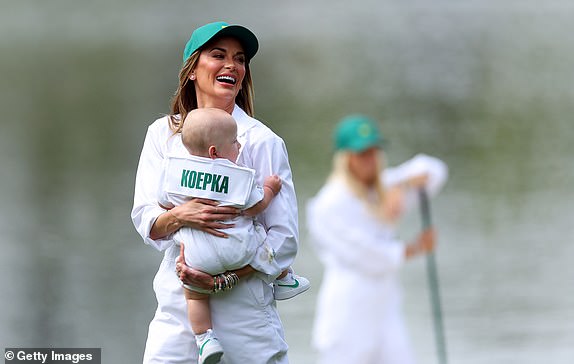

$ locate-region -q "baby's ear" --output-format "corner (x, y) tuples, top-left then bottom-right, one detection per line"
(208, 145), (218, 159)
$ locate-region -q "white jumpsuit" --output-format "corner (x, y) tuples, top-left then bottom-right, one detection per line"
(306, 154), (447, 364)
(132, 106), (298, 364)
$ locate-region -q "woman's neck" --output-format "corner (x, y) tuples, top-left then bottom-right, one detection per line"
(196, 97), (235, 115)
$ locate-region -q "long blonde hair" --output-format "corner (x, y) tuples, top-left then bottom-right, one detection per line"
(329, 151), (389, 222)
(168, 46), (255, 134)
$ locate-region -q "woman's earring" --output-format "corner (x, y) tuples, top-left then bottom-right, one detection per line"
(190, 73), (196, 80)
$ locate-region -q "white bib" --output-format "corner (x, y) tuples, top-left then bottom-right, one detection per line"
(164, 155), (256, 206)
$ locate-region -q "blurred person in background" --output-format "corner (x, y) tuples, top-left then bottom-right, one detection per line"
(306, 114), (448, 364)
(132, 21), (302, 364)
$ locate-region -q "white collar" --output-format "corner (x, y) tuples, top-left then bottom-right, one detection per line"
(232, 105), (258, 137)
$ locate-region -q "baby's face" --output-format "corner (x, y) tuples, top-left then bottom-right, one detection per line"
(217, 130), (241, 163)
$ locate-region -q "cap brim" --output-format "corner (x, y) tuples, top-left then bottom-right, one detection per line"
(346, 138), (387, 152)
(214, 25), (259, 60)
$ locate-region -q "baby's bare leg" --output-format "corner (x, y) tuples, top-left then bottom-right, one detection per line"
(184, 288), (212, 334)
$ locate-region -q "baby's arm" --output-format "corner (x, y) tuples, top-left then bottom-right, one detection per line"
(243, 175), (282, 217)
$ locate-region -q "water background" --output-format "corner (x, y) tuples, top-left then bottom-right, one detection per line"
(1, 1), (573, 363)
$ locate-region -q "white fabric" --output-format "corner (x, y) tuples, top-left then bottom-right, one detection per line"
(306, 154), (447, 364)
(161, 155), (258, 207)
(131, 105), (297, 363)
(142, 244), (288, 364)
(158, 155), (280, 277)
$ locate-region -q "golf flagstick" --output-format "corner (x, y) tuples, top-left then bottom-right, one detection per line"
(418, 188), (448, 364)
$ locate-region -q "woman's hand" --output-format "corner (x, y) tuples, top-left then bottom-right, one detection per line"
(405, 228), (436, 259)
(404, 173), (429, 189)
(175, 244), (256, 291)
(173, 198), (241, 237)
(151, 198), (241, 240)
(175, 243), (213, 290)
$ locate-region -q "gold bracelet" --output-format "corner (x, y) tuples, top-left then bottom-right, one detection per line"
(212, 272), (240, 294)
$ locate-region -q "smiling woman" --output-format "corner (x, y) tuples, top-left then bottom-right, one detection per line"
(131, 21), (301, 364)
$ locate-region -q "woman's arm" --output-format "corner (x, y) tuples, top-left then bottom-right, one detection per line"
(131, 121), (175, 251)
(384, 154), (448, 213)
(247, 136), (299, 271)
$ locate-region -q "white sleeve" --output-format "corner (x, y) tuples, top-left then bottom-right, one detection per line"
(156, 159), (175, 209)
(131, 123), (175, 251)
(249, 135), (299, 271)
(384, 154), (448, 212)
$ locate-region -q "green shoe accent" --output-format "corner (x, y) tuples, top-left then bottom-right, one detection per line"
(276, 279), (300, 288)
(199, 339), (211, 355)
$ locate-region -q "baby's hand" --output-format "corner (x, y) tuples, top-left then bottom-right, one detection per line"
(264, 175), (282, 196)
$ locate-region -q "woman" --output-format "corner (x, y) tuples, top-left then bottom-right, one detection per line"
(306, 115), (448, 364)
(131, 21), (299, 364)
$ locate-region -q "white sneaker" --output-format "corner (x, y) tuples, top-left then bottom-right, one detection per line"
(196, 329), (224, 364)
(273, 268), (310, 300)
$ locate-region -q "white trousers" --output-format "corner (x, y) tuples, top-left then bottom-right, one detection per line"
(142, 244), (289, 364)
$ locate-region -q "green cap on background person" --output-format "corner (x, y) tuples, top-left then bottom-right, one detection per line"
(183, 21), (259, 63)
(334, 114), (386, 152)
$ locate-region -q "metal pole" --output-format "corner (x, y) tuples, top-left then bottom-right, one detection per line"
(419, 188), (448, 364)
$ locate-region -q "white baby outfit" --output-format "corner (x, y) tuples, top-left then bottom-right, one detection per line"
(158, 154), (280, 278)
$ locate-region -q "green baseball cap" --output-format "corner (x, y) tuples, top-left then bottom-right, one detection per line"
(183, 21), (259, 63)
(334, 114), (386, 152)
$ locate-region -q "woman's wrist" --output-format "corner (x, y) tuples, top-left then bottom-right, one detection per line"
(233, 265), (255, 279)
(150, 208), (184, 241)
(205, 266), (254, 294)
(167, 208), (184, 229)
(212, 272), (240, 293)
(405, 241), (421, 259)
